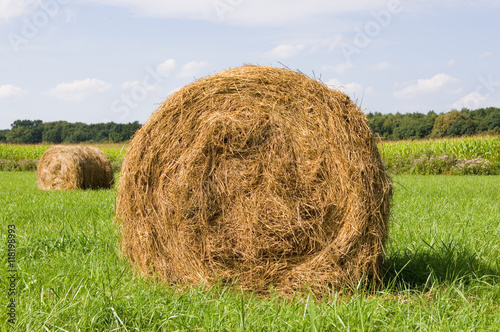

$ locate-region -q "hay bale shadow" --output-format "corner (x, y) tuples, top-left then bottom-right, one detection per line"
(384, 240), (500, 290)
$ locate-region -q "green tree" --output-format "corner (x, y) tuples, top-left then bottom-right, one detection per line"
(6, 119), (43, 143)
(430, 110), (475, 138)
(0, 129), (9, 142)
(64, 128), (88, 143)
(42, 121), (67, 143)
(486, 109), (500, 132)
(392, 112), (436, 140)
(108, 132), (123, 142)
(121, 121), (141, 140)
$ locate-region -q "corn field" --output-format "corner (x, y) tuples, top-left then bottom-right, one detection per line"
(1, 136), (499, 174)
(379, 136), (500, 164)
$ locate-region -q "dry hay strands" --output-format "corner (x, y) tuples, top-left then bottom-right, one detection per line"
(116, 65), (392, 297)
(37, 145), (114, 190)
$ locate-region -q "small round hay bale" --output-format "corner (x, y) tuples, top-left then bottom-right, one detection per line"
(116, 65), (392, 295)
(37, 145), (114, 190)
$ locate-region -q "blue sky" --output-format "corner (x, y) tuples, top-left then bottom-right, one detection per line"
(0, 0), (499, 129)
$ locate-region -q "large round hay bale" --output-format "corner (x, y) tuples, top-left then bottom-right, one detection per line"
(37, 145), (114, 190)
(116, 65), (392, 295)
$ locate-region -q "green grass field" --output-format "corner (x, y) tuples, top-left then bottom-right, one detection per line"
(1, 172), (499, 331)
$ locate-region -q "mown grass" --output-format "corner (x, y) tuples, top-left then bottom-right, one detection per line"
(1, 172), (499, 330)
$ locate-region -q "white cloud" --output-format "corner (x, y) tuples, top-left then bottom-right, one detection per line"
(479, 51), (493, 58)
(0, 84), (28, 99)
(451, 92), (499, 110)
(370, 61), (390, 70)
(7, 0), (496, 27)
(445, 58), (456, 67)
(322, 61), (355, 74)
(85, 0), (490, 26)
(45, 78), (111, 101)
(325, 78), (374, 99)
(264, 44), (305, 59)
(0, 0), (36, 21)
(178, 61), (208, 78)
(394, 73), (459, 99)
(157, 58), (176, 76)
(93, 0), (488, 26)
(83, 0), (393, 26)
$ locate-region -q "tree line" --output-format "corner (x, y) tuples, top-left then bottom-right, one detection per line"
(367, 107), (500, 140)
(0, 120), (141, 144)
(1, 107), (499, 144)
